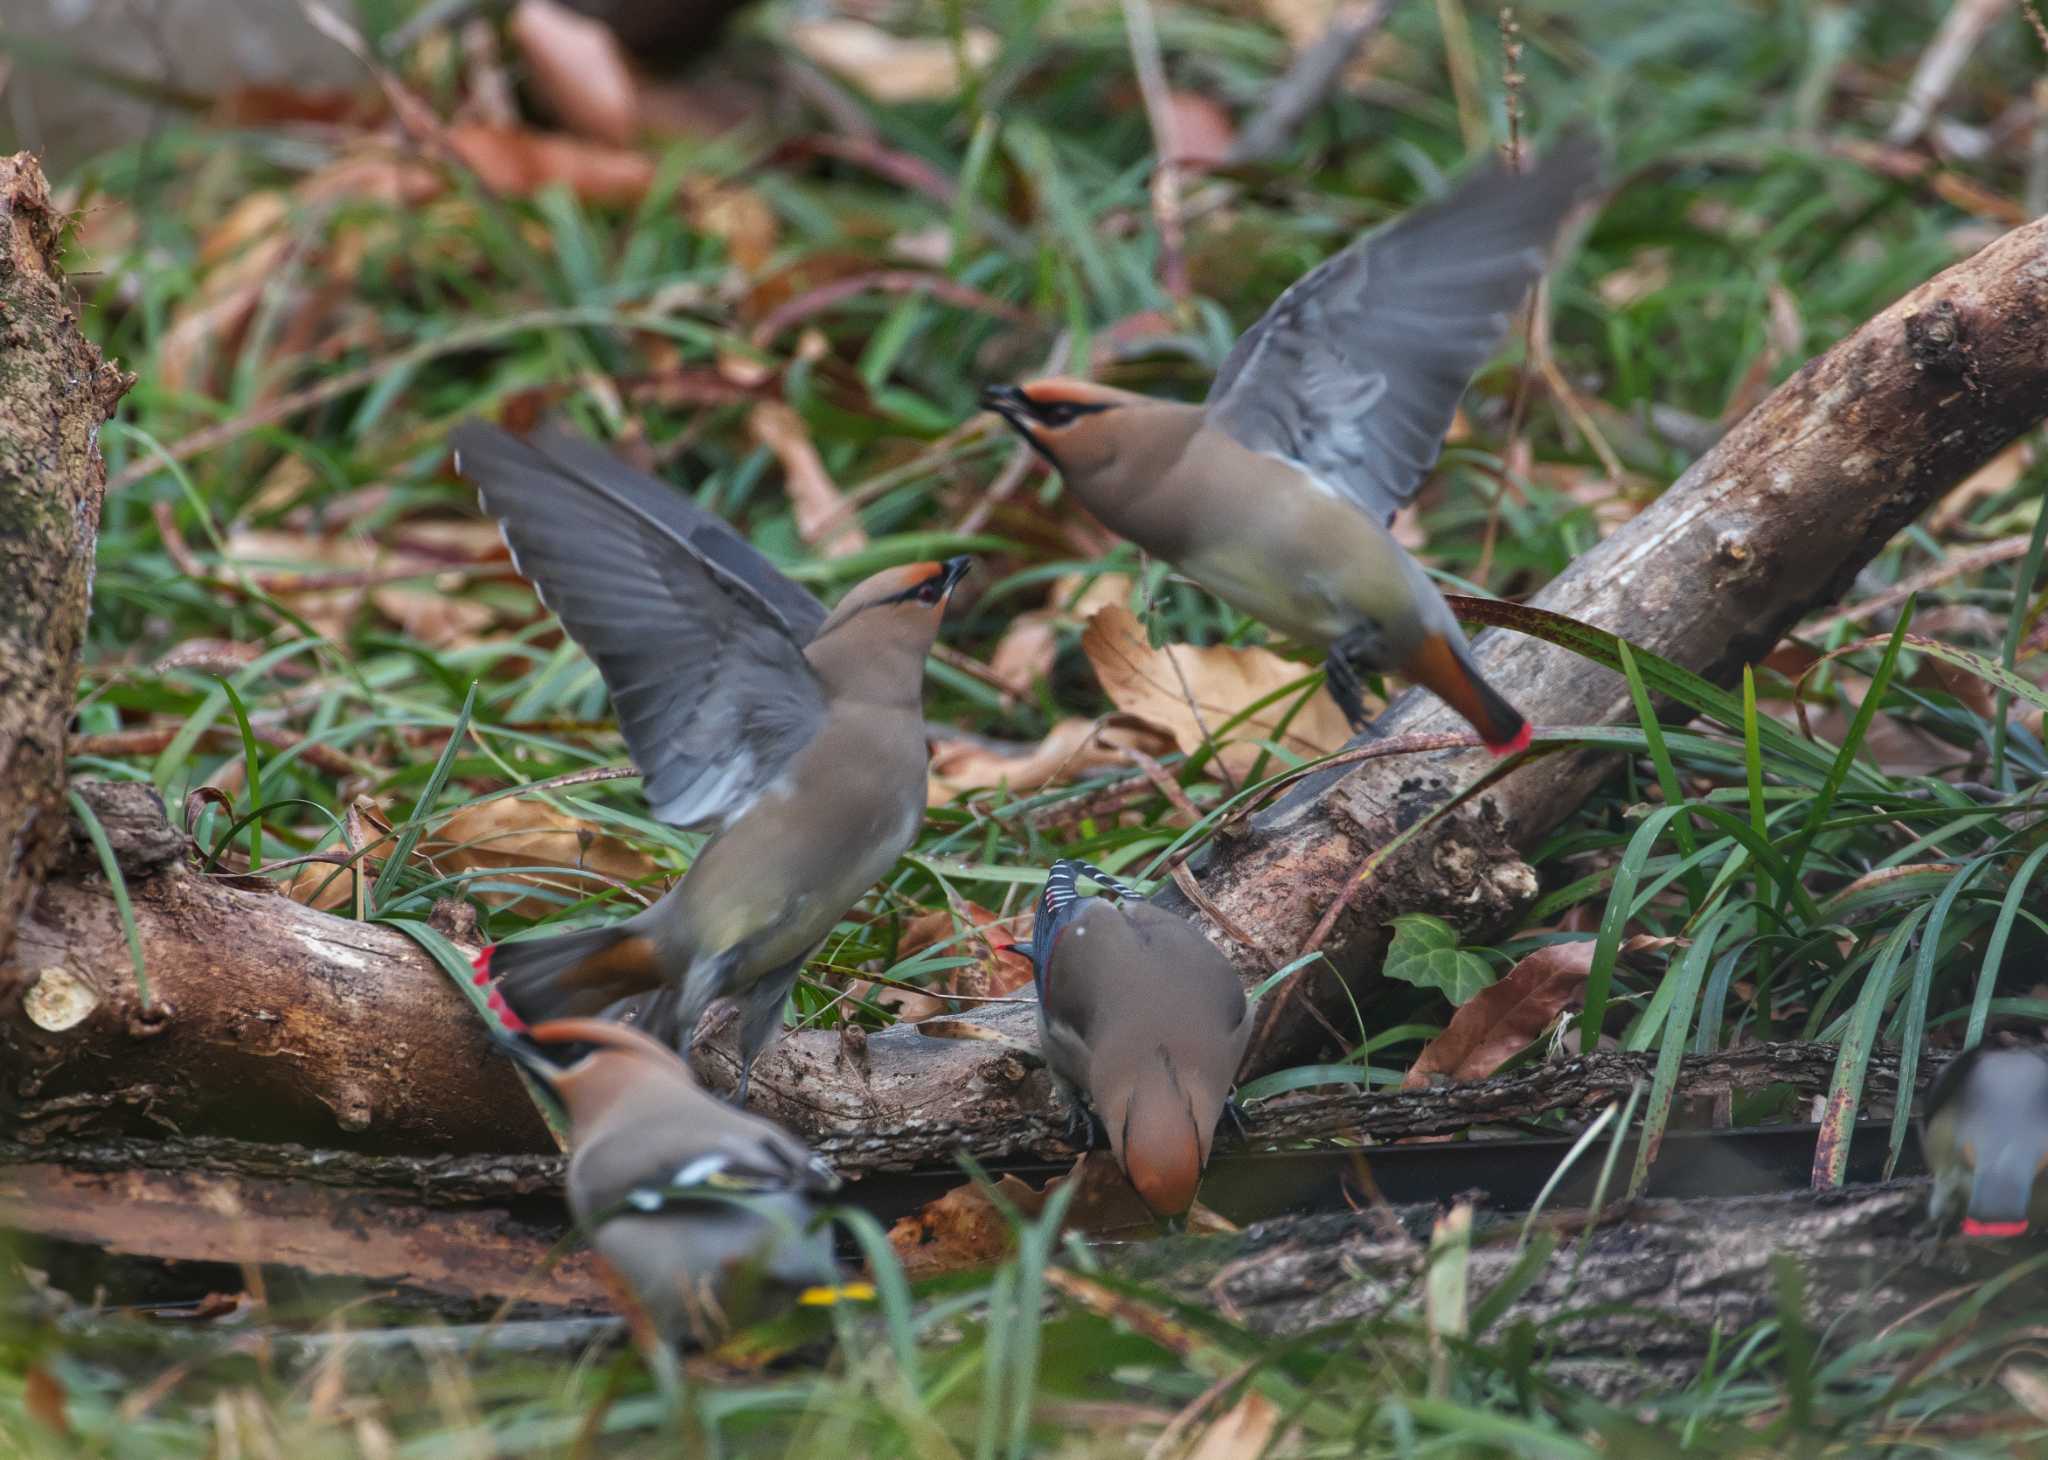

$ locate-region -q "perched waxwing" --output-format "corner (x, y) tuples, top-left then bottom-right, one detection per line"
(981, 132), (1605, 754)
(495, 1018), (850, 1338)
(1024, 860), (1254, 1219)
(1921, 1043), (2048, 1238)
(454, 422), (972, 1102)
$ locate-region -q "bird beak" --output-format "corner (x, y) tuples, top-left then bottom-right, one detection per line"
(939, 555), (973, 596)
(980, 384), (1032, 430)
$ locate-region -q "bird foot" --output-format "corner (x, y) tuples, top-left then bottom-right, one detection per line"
(1322, 647), (1384, 737)
(1222, 1095), (1251, 1141)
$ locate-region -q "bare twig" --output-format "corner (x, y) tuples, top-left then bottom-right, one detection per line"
(1229, 1), (1395, 165)
(1887, 0), (2014, 147)
(1120, 0), (1191, 301)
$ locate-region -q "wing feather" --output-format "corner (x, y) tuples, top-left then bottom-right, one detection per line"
(1205, 132), (1604, 522)
(455, 421), (828, 831)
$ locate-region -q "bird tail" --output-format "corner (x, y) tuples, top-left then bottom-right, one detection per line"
(1401, 632), (1530, 756)
(472, 926), (661, 1034)
(1963, 1146), (2040, 1238)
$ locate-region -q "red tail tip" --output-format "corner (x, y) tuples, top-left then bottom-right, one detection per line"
(1962, 1218), (2029, 1238)
(1487, 721), (1533, 757)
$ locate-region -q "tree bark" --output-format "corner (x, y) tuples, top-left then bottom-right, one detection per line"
(1128, 1184), (2007, 1400)
(3, 784), (556, 1153)
(0, 153), (132, 967)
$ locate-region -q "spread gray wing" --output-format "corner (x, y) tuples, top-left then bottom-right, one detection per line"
(1205, 131), (1604, 523)
(454, 421), (827, 831)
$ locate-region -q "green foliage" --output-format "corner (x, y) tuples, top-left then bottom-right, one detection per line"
(1383, 913), (1496, 1005)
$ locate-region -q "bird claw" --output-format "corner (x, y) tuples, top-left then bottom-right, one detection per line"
(1223, 1095), (1250, 1140)
(1063, 1100), (1103, 1149)
(1322, 648), (1382, 736)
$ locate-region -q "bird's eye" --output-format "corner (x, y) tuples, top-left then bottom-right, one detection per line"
(916, 579), (945, 605)
(1037, 403), (1078, 427)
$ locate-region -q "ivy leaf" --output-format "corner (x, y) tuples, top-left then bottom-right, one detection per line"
(1384, 913), (1495, 1005)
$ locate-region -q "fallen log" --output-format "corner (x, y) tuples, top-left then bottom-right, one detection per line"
(1127, 1183), (2027, 1401)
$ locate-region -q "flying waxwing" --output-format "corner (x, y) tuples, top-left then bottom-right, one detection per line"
(981, 132), (1606, 754)
(1921, 1043), (2048, 1238)
(454, 422), (972, 1103)
(1025, 860), (1254, 1220)
(495, 1018), (849, 1338)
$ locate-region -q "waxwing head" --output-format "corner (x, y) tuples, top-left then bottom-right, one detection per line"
(498, 1016), (698, 1126)
(812, 556), (972, 646)
(981, 378), (1155, 477)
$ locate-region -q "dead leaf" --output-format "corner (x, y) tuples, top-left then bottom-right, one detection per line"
(1082, 604), (1352, 780)
(160, 192), (295, 393)
(1403, 941), (1591, 1087)
(1186, 1391), (1279, 1460)
(895, 900), (1034, 999)
(1595, 246), (1670, 309)
(24, 1363), (69, 1438)
(883, 1152), (1164, 1278)
(369, 585), (495, 648)
(886, 1173), (1041, 1278)
(427, 797), (657, 916)
(507, 0), (640, 145)
(1164, 91), (1236, 168)
(687, 181), (779, 274)
(445, 123), (656, 204)
(1931, 438), (2032, 536)
(2000, 1365), (2048, 1421)
(987, 572), (1132, 696)
(926, 715), (1176, 806)
(747, 402), (868, 557)
(789, 19), (999, 104)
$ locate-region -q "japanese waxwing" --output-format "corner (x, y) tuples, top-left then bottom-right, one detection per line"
(495, 1017), (849, 1339)
(981, 131), (1606, 754)
(1920, 1043), (2048, 1238)
(1025, 860), (1254, 1220)
(455, 422), (972, 1103)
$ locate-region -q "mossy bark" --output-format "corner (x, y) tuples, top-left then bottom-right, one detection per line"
(0, 153), (131, 968)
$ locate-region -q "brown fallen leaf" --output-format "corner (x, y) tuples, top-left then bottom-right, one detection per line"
(160, 191), (295, 394)
(445, 123), (656, 204)
(926, 715), (1176, 806)
(370, 584), (495, 649)
(687, 180), (779, 275)
(1403, 933), (1678, 1086)
(1164, 90), (1236, 168)
(883, 1152), (1168, 1278)
(987, 572), (1133, 697)
(427, 796), (658, 917)
(24, 1363), (69, 1438)
(1403, 940), (1592, 1087)
(894, 900), (1034, 1000)
(507, 0), (640, 145)
(886, 1172), (1042, 1279)
(747, 401), (868, 557)
(789, 19), (999, 104)
(1082, 603), (1352, 781)
(283, 798), (395, 913)
(1186, 1391), (1280, 1460)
